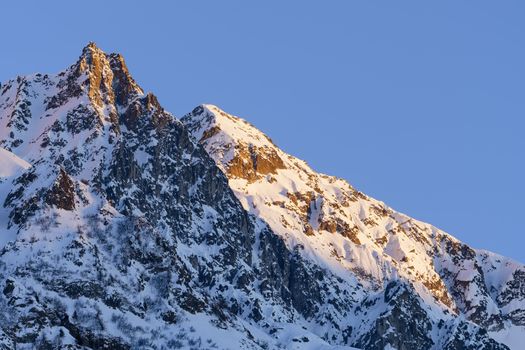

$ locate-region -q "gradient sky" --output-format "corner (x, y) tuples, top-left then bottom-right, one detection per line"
(1, 1), (524, 262)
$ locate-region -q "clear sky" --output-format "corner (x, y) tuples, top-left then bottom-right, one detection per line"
(1, 1), (524, 262)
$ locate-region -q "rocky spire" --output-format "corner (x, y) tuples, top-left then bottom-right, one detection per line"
(108, 52), (143, 107)
(75, 42), (143, 109)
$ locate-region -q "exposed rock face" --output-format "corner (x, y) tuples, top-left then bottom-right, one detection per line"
(227, 144), (285, 181)
(77, 42), (143, 112)
(443, 322), (509, 350)
(45, 169), (76, 210)
(184, 105), (286, 182)
(0, 43), (522, 349)
(497, 269), (525, 325)
(355, 281), (434, 350)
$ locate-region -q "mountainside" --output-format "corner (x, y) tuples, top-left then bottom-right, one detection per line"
(0, 43), (523, 349)
(181, 107), (525, 349)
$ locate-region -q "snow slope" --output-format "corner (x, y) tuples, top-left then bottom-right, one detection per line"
(0, 147), (30, 178)
(183, 104), (525, 349)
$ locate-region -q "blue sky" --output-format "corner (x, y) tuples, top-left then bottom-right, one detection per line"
(2, 1), (524, 262)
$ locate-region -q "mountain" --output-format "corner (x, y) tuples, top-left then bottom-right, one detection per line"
(0, 43), (523, 349)
(181, 105), (525, 349)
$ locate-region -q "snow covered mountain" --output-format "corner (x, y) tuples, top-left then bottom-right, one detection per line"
(0, 43), (523, 349)
(181, 107), (525, 349)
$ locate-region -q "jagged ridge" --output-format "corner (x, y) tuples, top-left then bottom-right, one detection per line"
(182, 103), (525, 349)
(0, 43), (523, 349)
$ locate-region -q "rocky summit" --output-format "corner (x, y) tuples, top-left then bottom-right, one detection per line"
(0, 43), (523, 349)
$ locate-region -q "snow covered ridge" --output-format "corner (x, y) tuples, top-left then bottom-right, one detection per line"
(0, 43), (522, 349)
(182, 105), (525, 348)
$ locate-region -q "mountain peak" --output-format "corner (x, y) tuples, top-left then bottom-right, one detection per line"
(0, 42), (144, 160)
(184, 104), (281, 155)
(77, 41), (108, 73)
(73, 42), (143, 109)
(182, 105), (525, 347)
(182, 105), (287, 181)
(81, 41), (103, 55)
